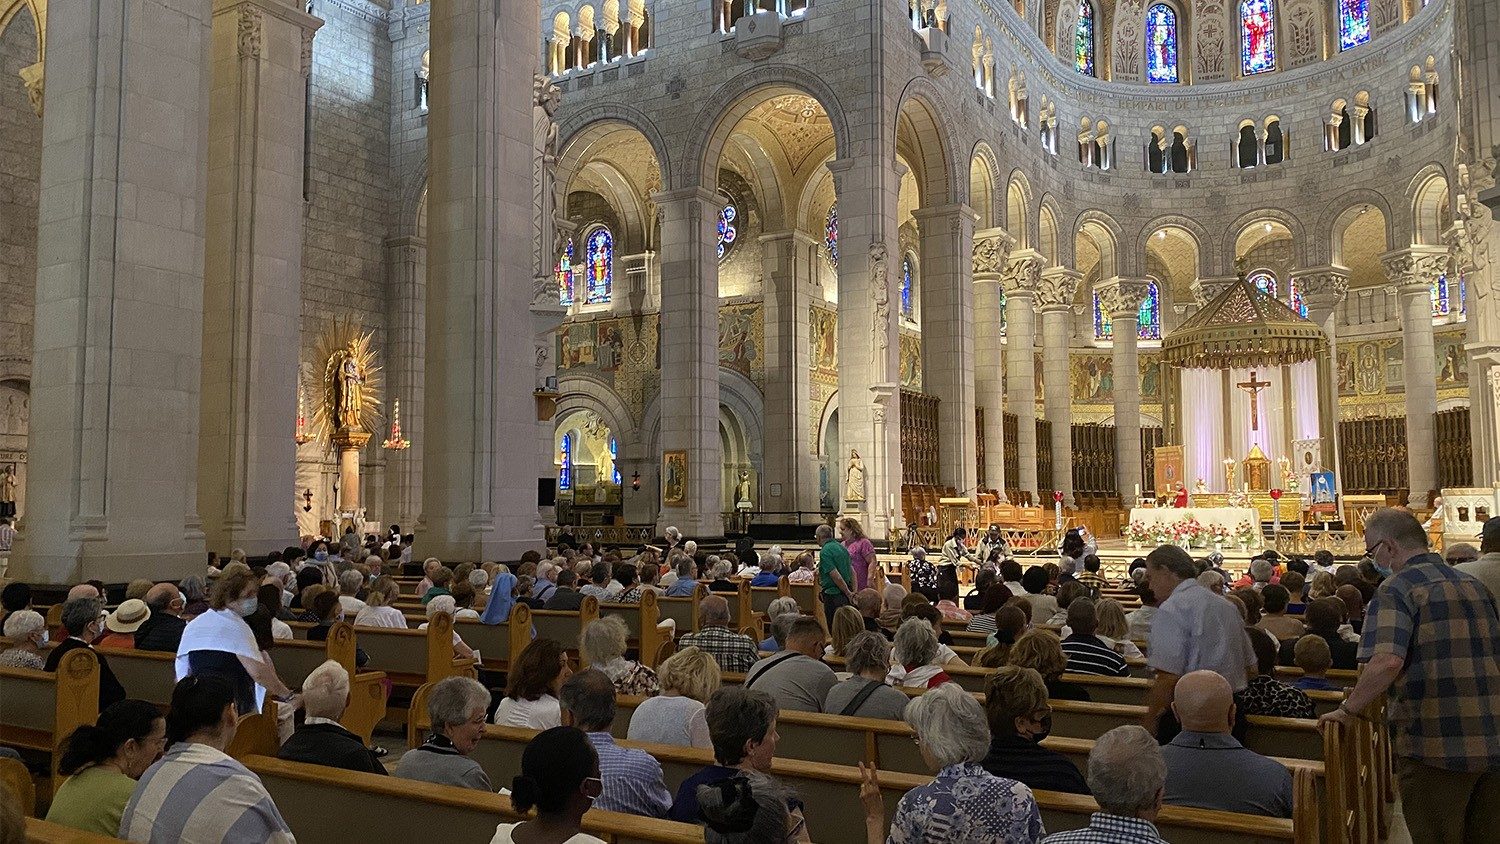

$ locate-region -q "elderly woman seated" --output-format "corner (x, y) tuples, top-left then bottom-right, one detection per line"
(277, 660), (385, 774)
(823, 632), (911, 720)
(759, 596), (801, 652)
(581, 615), (660, 696)
(859, 683), (1044, 843)
(0, 608), (46, 669)
(394, 675), (493, 790)
(627, 646), (720, 748)
(418, 595), (476, 660)
(886, 617), (951, 690)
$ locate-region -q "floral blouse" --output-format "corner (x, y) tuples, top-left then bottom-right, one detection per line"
(1239, 673), (1315, 720)
(600, 657), (660, 697)
(907, 560), (939, 597)
(888, 761), (1044, 844)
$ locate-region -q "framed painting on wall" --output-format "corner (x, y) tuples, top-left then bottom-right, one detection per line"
(662, 450), (687, 507)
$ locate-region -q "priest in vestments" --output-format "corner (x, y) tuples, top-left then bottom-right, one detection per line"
(1173, 483), (1189, 508)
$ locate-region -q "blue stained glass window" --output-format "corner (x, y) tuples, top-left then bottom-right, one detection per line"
(1075, 2), (1096, 76)
(1240, 0), (1276, 76)
(1250, 271), (1277, 298)
(717, 196), (737, 261)
(999, 289), (1008, 336)
(900, 256), (915, 319)
(585, 227), (613, 304)
(1431, 273), (1449, 317)
(1338, 0), (1370, 51)
(557, 238), (575, 306)
(609, 437), (620, 485)
(1138, 281), (1161, 340)
(1288, 278), (1308, 317)
(824, 205), (839, 269)
(1459, 275), (1467, 315)
(1093, 291), (1113, 340)
(558, 433), (572, 490)
(1146, 4), (1179, 84)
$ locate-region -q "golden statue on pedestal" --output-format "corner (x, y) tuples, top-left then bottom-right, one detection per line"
(308, 318), (384, 518)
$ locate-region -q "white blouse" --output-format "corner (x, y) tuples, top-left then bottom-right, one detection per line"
(493, 694), (562, 730)
(354, 605), (409, 629)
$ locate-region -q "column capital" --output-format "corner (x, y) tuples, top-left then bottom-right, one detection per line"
(1000, 249), (1044, 296)
(911, 203), (978, 227)
(758, 230), (821, 248)
(212, 0), (322, 35)
(1380, 245), (1448, 293)
(1190, 275), (1237, 306)
(18, 61), (42, 118)
(1291, 265), (1349, 307)
(1095, 276), (1152, 319)
(1035, 266), (1082, 309)
(973, 228), (1015, 276)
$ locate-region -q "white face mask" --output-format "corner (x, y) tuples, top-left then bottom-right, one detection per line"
(233, 597), (259, 617)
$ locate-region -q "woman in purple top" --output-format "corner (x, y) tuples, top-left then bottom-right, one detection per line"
(840, 517), (880, 593)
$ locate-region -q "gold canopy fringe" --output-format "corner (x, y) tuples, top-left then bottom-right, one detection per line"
(1161, 277), (1326, 369)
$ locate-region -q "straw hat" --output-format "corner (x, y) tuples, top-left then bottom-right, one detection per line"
(105, 599), (151, 634)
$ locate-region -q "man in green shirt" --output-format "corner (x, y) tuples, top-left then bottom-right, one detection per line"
(815, 523), (855, 628)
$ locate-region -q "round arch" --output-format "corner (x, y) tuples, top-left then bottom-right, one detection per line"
(555, 374), (640, 456)
(1221, 207), (1309, 267)
(555, 110), (673, 198)
(1135, 214), (1211, 276)
(1320, 191), (1395, 267)
(893, 78), (958, 207)
(1005, 170), (1034, 249)
(1073, 209), (1126, 277)
(0, 0), (42, 63)
(1406, 165), (1451, 246)
(968, 141), (1001, 230)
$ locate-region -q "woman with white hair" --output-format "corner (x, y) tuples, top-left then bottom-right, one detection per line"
(758, 596), (801, 651)
(419, 595), (476, 659)
(580, 616), (659, 696)
(859, 683), (1044, 843)
(887, 617), (951, 690)
(394, 676), (493, 790)
(0, 608), (46, 669)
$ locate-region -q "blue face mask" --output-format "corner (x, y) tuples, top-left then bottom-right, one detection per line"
(314, 550), (328, 562)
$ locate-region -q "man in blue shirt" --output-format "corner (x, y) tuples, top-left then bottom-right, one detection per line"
(749, 552), (781, 588)
(1161, 670), (1292, 818)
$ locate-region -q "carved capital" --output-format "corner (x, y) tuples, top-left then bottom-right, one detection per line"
(1190, 275), (1237, 306)
(972, 229), (1015, 275)
(1000, 249), (1044, 295)
(1095, 277), (1152, 318)
(238, 6), (264, 59)
(1380, 246), (1447, 292)
(18, 62), (42, 119)
(1035, 267), (1082, 308)
(1293, 267), (1350, 305)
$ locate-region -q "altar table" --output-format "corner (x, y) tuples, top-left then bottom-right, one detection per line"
(1128, 506), (1260, 532)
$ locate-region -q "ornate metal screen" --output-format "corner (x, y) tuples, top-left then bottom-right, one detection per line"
(1338, 416), (1409, 496)
(900, 389), (941, 486)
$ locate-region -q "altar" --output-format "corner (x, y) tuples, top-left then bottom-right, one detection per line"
(1129, 506), (1260, 533)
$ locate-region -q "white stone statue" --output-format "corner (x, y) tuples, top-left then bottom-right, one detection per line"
(844, 449), (866, 504)
(735, 469), (753, 509)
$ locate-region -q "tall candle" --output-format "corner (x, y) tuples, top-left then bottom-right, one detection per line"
(1134, 483), (1140, 499)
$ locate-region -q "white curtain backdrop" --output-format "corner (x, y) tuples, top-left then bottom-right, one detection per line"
(1290, 359), (1320, 441)
(1181, 368), (1225, 491)
(1228, 365), (1288, 468)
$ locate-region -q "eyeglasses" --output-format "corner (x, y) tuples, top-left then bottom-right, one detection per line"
(1363, 539), (1383, 557)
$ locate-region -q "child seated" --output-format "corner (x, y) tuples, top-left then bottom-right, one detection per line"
(1291, 635), (1339, 692)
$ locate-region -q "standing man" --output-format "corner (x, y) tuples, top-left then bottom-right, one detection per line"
(1141, 545), (1255, 741)
(815, 523), (855, 629)
(1319, 508), (1500, 843)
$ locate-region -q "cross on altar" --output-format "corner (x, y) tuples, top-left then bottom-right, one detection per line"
(1237, 370), (1272, 431)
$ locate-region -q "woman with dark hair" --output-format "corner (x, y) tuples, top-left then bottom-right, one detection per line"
(45, 700), (166, 835)
(699, 771), (805, 844)
(1020, 566), (1059, 626)
(963, 568), (997, 612)
(494, 638), (572, 729)
(1058, 527), (1096, 576)
(964, 584), (1011, 635)
(175, 565), (294, 716)
(975, 605), (1029, 667)
(120, 675), (295, 843)
(492, 726), (606, 843)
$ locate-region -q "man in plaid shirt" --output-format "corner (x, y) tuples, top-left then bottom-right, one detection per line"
(1319, 508), (1500, 843)
(678, 594), (758, 673)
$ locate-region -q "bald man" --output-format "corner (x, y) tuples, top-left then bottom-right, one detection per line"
(678, 594), (758, 673)
(65, 583), (100, 602)
(134, 583), (187, 652)
(1159, 670), (1292, 818)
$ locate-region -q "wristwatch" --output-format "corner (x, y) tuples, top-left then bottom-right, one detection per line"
(1337, 702), (1363, 720)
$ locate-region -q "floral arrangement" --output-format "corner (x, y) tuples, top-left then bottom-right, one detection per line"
(1208, 523), (1232, 546)
(1234, 519), (1258, 545)
(1126, 520), (1153, 544)
(1227, 490), (1250, 508)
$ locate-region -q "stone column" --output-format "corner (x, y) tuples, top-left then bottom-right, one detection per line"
(422, 0), (543, 559)
(14, 0), (213, 583)
(1191, 275), (1239, 306)
(828, 157), (902, 534)
(1037, 267), (1082, 506)
(198, 0), (320, 551)
(383, 235), (426, 529)
(652, 187), (722, 538)
(1097, 278), (1151, 498)
(760, 231), (817, 520)
(913, 204), (978, 495)
(1294, 266), (1349, 498)
(972, 228), (1013, 497)
(1382, 246), (1447, 507)
(1001, 250), (1043, 502)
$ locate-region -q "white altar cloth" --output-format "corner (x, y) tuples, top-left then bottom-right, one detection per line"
(1128, 507), (1260, 531)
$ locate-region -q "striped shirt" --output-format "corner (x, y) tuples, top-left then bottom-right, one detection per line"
(121, 742), (294, 844)
(1060, 633), (1130, 677)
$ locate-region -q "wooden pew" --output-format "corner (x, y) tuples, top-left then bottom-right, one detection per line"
(354, 613), (475, 688)
(469, 726), (1299, 844)
(936, 666), (1343, 715)
(655, 585), (703, 638)
(0, 649), (98, 797)
(598, 591), (663, 668)
(527, 596), (600, 666)
(263, 624), (387, 743)
(24, 817), (128, 843)
(244, 755), (704, 844)
(452, 609), (531, 671)
(786, 580), (821, 627)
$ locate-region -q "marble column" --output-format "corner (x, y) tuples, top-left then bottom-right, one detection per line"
(1001, 250), (1043, 502)
(652, 188), (722, 538)
(760, 231), (818, 520)
(1038, 267), (1082, 507)
(15, 0), (213, 583)
(383, 235), (426, 529)
(1382, 246), (1447, 507)
(972, 228), (1013, 498)
(1097, 277), (1151, 499)
(828, 157), (902, 535)
(913, 204), (978, 495)
(423, 0), (543, 559)
(1294, 266), (1349, 498)
(198, 0), (320, 552)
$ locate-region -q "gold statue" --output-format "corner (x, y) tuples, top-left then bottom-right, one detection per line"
(335, 343), (365, 429)
(309, 317), (383, 444)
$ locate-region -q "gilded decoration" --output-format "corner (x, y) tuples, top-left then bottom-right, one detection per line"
(898, 331), (923, 390)
(1161, 277), (1324, 370)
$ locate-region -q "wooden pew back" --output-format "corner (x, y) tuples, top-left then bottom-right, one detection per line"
(598, 591), (663, 667)
(528, 596), (599, 664)
(0, 648), (98, 796)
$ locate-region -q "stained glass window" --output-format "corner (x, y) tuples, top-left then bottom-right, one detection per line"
(1431, 273), (1449, 317)
(556, 238), (575, 306)
(900, 256), (915, 319)
(1338, 0), (1370, 51)
(717, 195), (738, 261)
(1075, 2), (1096, 76)
(824, 205), (839, 269)
(584, 227), (613, 304)
(1250, 271), (1277, 298)
(1459, 275), (1467, 316)
(1093, 292), (1113, 340)
(1146, 4), (1179, 84)
(1240, 0), (1275, 76)
(558, 433), (572, 490)
(610, 436), (620, 485)
(1000, 289), (1008, 336)
(1288, 277), (1307, 317)
(1138, 281), (1161, 340)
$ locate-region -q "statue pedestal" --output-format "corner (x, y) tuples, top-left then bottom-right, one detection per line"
(333, 429), (372, 512)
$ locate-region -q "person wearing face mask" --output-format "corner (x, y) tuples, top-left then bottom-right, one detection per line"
(0, 608), (47, 669)
(495, 726), (607, 844)
(46, 597), (127, 709)
(175, 565), (296, 716)
(46, 700), (167, 835)
(980, 666), (1090, 795)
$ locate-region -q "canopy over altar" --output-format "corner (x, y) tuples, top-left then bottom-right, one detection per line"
(1159, 273), (1336, 497)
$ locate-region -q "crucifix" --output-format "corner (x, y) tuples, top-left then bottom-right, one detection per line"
(1237, 370), (1272, 431)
